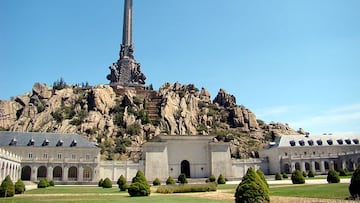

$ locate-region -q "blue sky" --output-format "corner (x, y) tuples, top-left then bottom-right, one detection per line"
(1, 0), (360, 134)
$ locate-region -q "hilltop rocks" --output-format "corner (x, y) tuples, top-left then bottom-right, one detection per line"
(0, 81), (301, 160)
(213, 89), (236, 107)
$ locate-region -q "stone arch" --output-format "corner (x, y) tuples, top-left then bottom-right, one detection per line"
(68, 166), (78, 181)
(83, 167), (92, 181)
(333, 161), (339, 171)
(53, 166), (63, 181)
(295, 162), (301, 171)
(181, 160), (190, 178)
(315, 162), (320, 171)
(305, 162), (311, 171)
(283, 163), (290, 173)
(21, 166), (31, 180)
(37, 166), (47, 179)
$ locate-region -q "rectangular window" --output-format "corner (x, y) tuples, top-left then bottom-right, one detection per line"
(86, 154), (90, 160)
(28, 153), (33, 158)
(71, 154), (76, 159)
(43, 153), (48, 159)
(57, 153), (62, 159)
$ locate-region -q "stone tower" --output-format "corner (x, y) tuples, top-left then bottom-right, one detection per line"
(107, 0), (146, 86)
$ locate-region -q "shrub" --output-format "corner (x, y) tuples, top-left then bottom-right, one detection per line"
(327, 169), (340, 183)
(217, 174), (226, 184)
(15, 179), (25, 194)
(206, 175), (216, 183)
(49, 180), (55, 187)
(349, 165), (360, 198)
(256, 169), (269, 189)
(156, 183), (217, 194)
(291, 170), (305, 184)
(275, 172), (282, 180)
(308, 170), (315, 178)
(37, 178), (48, 188)
(128, 182), (150, 197)
(117, 175), (128, 191)
(302, 171), (307, 178)
(234, 167), (270, 203)
(339, 168), (349, 176)
(98, 179), (104, 187)
(0, 175), (15, 197)
(178, 173), (188, 184)
(128, 170), (150, 197)
(166, 176), (176, 185)
(282, 173), (288, 179)
(153, 178), (161, 186)
(102, 178), (113, 188)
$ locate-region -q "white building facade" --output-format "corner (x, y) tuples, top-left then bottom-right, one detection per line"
(260, 134), (360, 174)
(0, 148), (21, 181)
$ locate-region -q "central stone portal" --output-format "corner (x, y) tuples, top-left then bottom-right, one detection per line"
(107, 0), (146, 87)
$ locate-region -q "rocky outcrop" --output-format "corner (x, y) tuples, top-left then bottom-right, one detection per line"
(0, 82), (301, 160)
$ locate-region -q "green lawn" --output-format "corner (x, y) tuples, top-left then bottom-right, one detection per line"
(270, 183), (350, 199)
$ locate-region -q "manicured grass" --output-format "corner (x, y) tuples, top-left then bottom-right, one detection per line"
(270, 183), (350, 199)
(24, 186), (120, 194)
(0, 195), (233, 203)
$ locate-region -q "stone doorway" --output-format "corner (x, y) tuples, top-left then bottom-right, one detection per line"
(21, 166), (31, 180)
(181, 160), (190, 178)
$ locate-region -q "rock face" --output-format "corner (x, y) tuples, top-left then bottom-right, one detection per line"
(0, 82), (301, 160)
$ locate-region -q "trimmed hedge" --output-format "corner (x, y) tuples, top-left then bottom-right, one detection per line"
(217, 174), (226, 184)
(308, 170), (315, 178)
(156, 183), (217, 194)
(102, 178), (113, 188)
(282, 173), (288, 179)
(153, 178), (161, 186)
(15, 179), (25, 194)
(166, 176), (176, 185)
(128, 170), (150, 197)
(256, 169), (269, 189)
(117, 175), (128, 191)
(37, 178), (49, 188)
(275, 172), (282, 180)
(0, 175), (15, 197)
(49, 180), (55, 187)
(235, 167), (270, 203)
(178, 173), (188, 184)
(291, 170), (305, 184)
(349, 165), (360, 198)
(98, 179), (103, 187)
(327, 169), (340, 183)
(206, 175), (216, 183)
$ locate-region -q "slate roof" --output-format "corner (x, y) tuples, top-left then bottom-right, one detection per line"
(0, 131), (98, 148)
(277, 134), (360, 148)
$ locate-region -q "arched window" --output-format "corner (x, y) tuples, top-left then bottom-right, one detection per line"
(21, 166), (31, 180)
(37, 166), (47, 179)
(83, 167), (93, 181)
(53, 166), (63, 181)
(68, 166), (78, 181)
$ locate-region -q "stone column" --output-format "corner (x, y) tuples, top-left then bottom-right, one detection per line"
(342, 159), (347, 170)
(47, 166), (53, 181)
(122, 0), (133, 47)
(31, 166), (38, 182)
(330, 161), (334, 170)
(311, 161), (316, 172)
(63, 166), (68, 181)
(78, 166), (84, 182)
(291, 162), (295, 173)
(320, 161), (325, 173)
(300, 162), (306, 172)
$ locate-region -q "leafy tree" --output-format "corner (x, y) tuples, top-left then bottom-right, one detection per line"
(327, 169), (340, 183)
(178, 173), (188, 184)
(117, 175), (128, 191)
(234, 167), (270, 203)
(53, 77), (67, 90)
(307, 170), (315, 178)
(275, 172), (282, 180)
(217, 174), (226, 184)
(256, 169), (269, 188)
(153, 178), (161, 186)
(166, 176), (176, 185)
(291, 170), (305, 184)
(15, 179), (25, 194)
(128, 170), (150, 197)
(349, 165), (360, 199)
(0, 175), (15, 197)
